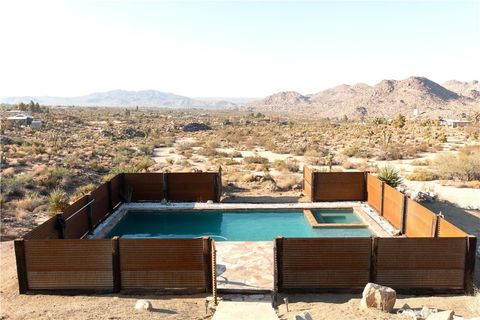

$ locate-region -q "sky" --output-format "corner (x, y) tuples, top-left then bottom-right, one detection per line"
(0, 0), (479, 98)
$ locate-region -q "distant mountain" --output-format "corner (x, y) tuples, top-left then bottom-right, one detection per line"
(248, 77), (480, 118)
(0, 90), (250, 109)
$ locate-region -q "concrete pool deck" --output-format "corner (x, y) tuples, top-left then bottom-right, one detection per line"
(88, 201), (397, 239)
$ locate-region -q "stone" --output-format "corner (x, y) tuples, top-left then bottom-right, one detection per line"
(134, 299), (152, 311)
(293, 311), (313, 320)
(360, 282), (396, 312)
(181, 122), (211, 132)
(426, 310), (454, 320)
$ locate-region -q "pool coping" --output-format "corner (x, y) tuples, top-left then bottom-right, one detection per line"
(87, 201), (397, 239)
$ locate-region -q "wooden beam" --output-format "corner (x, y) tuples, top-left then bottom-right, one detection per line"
(464, 236), (477, 295)
(14, 239), (28, 294)
(202, 237), (212, 293)
(111, 236), (121, 292)
(369, 237), (378, 283)
(275, 237), (284, 293)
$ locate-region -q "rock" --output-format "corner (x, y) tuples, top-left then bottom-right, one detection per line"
(426, 310), (454, 320)
(181, 123), (211, 132)
(293, 311), (313, 320)
(123, 127), (146, 138)
(360, 282), (396, 312)
(134, 299), (152, 312)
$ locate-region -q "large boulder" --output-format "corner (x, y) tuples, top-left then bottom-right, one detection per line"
(425, 310), (454, 320)
(181, 122), (211, 132)
(360, 283), (396, 312)
(134, 299), (152, 312)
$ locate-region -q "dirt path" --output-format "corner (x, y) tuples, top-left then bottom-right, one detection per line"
(0, 241), (212, 320)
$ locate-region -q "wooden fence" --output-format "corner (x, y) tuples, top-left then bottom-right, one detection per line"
(23, 172), (221, 241)
(303, 170), (366, 201)
(15, 237), (214, 294)
(275, 236), (476, 294)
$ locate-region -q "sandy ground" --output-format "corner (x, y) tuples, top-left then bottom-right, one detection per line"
(0, 242), (213, 320)
(276, 293), (480, 320)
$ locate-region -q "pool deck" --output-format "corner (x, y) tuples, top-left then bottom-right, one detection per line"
(88, 201), (397, 239)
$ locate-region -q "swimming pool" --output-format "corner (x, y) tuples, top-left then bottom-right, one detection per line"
(105, 209), (373, 241)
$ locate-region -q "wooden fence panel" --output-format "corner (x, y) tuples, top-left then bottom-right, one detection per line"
(382, 184), (404, 230)
(90, 183), (110, 226)
(313, 172), (366, 201)
(119, 238), (207, 290)
(23, 217), (59, 240)
(124, 173), (164, 201)
(24, 240), (113, 290)
(367, 174), (382, 213)
(63, 196), (89, 239)
(438, 218), (468, 237)
(376, 238), (466, 290)
(278, 238), (371, 291)
(109, 175), (122, 209)
(405, 199), (436, 237)
(167, 173), (217, 201)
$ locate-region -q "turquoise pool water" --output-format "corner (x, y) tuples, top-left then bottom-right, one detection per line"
(105, 209), (373, 241)
(312, 209), (363, 224)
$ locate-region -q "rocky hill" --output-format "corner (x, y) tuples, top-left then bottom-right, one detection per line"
(249, 77), (480, 118)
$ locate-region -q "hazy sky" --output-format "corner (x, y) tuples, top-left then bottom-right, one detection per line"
(1, 0), (479, 97)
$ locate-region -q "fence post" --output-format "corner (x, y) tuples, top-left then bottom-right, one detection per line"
(310, 170), (316, 202)
(111, 236), (121, 293)
(379, 182), (385, 216)
(275, 236), (284, 294)
(202, 237), (213, 293)
(163, 173), (169, 201)
(86, 195), (93, 232)
(369, 236), (378, 283)
(362, 172), (368, 201)
(400, 195), (408, 234)
(217, 166), (222, 202)
(55, 213), (66, 239)
(14, 239), (28, 294)
(464, 236), (477, 295)
(432, 215), (440, 237)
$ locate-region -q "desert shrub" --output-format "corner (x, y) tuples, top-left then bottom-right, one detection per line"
(102, 165), (139, 182)
(244, 156), (269, 165)
(408, 169), (438, 181)
(431, 153), (480, 181)
(1, 173), (35, 195)
(135, 156), (155, 172)
(43, 166), (72, 188)
(411, 159), (430, 166)
(272, 159), (300, 173)
(73, 183), (97, 199)
(48, 188), (69, 215)
(12, 192), (46, 211)
(343, 145), (361, 157)
(378, 165), (403, 187)
(230, 151), (243, 158)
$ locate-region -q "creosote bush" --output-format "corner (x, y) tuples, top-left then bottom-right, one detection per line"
(48, 188), (69, 215)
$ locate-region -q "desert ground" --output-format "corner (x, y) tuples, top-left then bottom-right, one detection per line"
(1, 106), (480, 319)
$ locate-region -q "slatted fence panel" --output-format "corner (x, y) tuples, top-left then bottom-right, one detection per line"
(119, 238), (207, 290)
(382, 184), (404, 230)
(376, 238), (466, 289)
(279, 238), (371, 290)
(313, 172), (366, 201)
(124, 173), (164, 201)
(23, 217), (59, 240)
(167, 173), (217, 201)
(367, 174), (382, 213)
(90, 183), (110, 225)
(63, 196), (89, 239)
(438, 218), (468, 237)
(405, 199), (436, 237)
(24, 240), (113, 290)
(109, 175), (122, 209)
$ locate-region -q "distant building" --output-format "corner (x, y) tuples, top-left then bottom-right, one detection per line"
(440, 119), (472, 128)
(7, 113), (33, 125)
